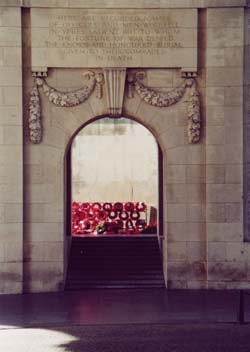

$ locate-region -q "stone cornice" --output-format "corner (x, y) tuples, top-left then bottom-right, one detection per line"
(1, 0), (247, 7)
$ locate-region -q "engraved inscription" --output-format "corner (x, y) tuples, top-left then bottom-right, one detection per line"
(46, 14), (181, 64)
(31, 9), (197, 68)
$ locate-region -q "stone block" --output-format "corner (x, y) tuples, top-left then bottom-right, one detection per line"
(0, 47), (3, 66)
(26, 184), (58, 204)
(0, 184), (22, 203)
(208, 280), (227, 289)
(207, 203), (242, 223)
(42, 127), (67, 149)
(23, 260), (64, 292)
(225, 125), (242, 145)
(2, 7), (21, 27)
(0, 223), (22, 241)
(187, 280), (207, 289)
(226, 203), (242, 222)
(167, 204), (187, 222)
(227, 281), (250, 290)
(187, 204), (205, 222)
(3, 126), (22, 145)
(206, 48), (224, 67)
(0, 67), (22, 86)
(206, 146), (225, 164)
(207, 8), (243, 28)
(25, 203), (44, 223)
(0, 205), (4, 224)
(4, 242), (22, 262)
(207, 27), (243, 48)
(167, 261), (188, 281)
(207, 184), (242, 203)
(0, 165), (22, 184)
(206, 126), (225, 145)
(167, 280), (187, 289)
(44, 242), (64, 261)
(166, 146), (188, 165)
(226, 243), (246, 262)
(186, 261), (206, 281)
(206, 87), (224, 106)
(206, 106), (225, 126)
(26, 222), (63, 242)
(208, 242), (226, 262)
(206, 164), (226, 183)
(0, 27), (21, 47)
(0, 145), (22, 165)
(4, 203), (22, 223)
(0, 106), (22, 125)
(3, 47), (22, 67)
(225, 144), (242, 163)
(24, 242), (44, 262)
(43, 203), (63, 223)
(161, 127), (186, 150)
(224, 106), (242, 125)
(186, 165), (205, 183)
(224, 47), (243, 67)
(225, 86), (243, 107)
(167, 242), (187, 262)
(136, 101), (158, 127)
(146, 69), (173, 88)
(165, 165), (186, 184)
(207, 223), (243, 242)
(167, 222), (205, 242)
(187, 145), (205, 165)
(206, 67), (243, 87)
(3, 86), (22, 106)
(187, 183), (205, 203)
(208, 261), (247, 281)
(186, 241), (205, 261)
(0, 243), (4, 262)
(165, 184), (187, 203)
(225, 164), (242, 184)
(123, 94), (142, 118)
(207, 204), (226, 223)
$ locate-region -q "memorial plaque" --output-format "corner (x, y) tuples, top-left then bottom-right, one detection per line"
(31, 9), (197, 69)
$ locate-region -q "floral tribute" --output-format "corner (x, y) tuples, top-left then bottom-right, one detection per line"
(72, 201), (151, 235)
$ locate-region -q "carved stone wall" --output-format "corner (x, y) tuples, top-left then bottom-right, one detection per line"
(0, 2), (248, 294)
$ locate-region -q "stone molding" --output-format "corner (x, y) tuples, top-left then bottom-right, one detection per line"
(6, 0), (244, 8)
(29, 68), (201, 144)
(128, 70), (201, 144)
(29, 71), (100, 144)
(103, 68), (126, 118)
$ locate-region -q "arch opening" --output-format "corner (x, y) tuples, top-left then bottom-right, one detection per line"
(67, 116), (163, 238)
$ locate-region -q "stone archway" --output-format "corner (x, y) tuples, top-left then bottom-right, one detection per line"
(63, 116), (165, 289)
(24, 67), (205, 292)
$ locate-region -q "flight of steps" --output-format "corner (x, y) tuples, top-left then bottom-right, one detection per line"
(65, 236), (165, 290)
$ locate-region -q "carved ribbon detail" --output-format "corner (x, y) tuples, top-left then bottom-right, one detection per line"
(130, 72), (201, 144)
(29, 72), (100, 144)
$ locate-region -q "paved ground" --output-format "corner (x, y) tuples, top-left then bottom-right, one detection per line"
(0, 289), (250, 351)
(1, 323), (250, 352)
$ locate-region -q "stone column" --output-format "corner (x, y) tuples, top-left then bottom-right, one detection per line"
(0, 5), (23, 293)
(205, 8), (244, 289)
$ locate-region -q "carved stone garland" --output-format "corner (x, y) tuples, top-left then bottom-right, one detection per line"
(29, 81), (42, 144)
(128, 71), (201, 143)
(29, 71), (101, 144)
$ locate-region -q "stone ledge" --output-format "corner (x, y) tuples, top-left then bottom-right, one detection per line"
(0, 0), (247, 8)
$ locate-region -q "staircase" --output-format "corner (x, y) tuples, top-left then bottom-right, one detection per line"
(65, 236), (165, 290)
